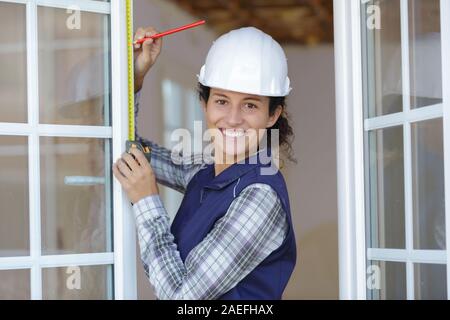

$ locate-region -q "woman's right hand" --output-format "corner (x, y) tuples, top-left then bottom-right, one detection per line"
(134, 26), (163, 93)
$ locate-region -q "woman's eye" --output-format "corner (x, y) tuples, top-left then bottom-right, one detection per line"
(215, 100), (227, 105)
(244, 103), (257, 109)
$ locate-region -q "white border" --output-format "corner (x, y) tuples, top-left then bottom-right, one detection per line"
(2, 0), (110, 13)
(0, 253), (114, 270)
(334, 0), (367, 299)
(399, 0), (415, 300)
(440, 0), (450, 298)
(368, 249), (446, 264)
(0, 0), (137, 300)
(350, 0), (367, 300)
(364, 104), (443, 130)
(36, 0), (110, 14)
(110, 0), (136, 300)
(0, 124), (113, 138)
(336, 0), (450, 300)
(26, 0), (42, 300)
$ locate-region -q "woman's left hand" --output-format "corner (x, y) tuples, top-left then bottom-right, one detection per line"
(112, 148), (159, 204)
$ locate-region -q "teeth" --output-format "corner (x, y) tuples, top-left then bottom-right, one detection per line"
(222, 129), (245, 138)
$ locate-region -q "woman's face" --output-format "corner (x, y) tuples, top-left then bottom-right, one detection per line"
(202, 87), (282, 163)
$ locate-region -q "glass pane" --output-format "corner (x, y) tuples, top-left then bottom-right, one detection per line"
(409, 0), (442, 108)
(0, 136), (29, 257)
(38, 7), (111, 126)
(40, 137), (112, 255)
(362, 0), (403, 118)
(0, 269), (30, 299)
(366, 126), (405, 248)
(367, 260), (406, 299)
(42, 265), (113, 299)
(412, 119), (445, 249)
(162, 80), (183, 132)
(0, 2), (27, 123)
(414, 264), (447, 299)
(186, 89), (206, 145)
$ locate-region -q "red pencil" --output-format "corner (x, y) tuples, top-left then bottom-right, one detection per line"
(134, 20), (206, 45)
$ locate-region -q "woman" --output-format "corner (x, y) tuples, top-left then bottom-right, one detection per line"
(113, 26), (297, 300)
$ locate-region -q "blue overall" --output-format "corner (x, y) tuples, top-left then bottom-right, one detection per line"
(170, 149), (297, 299)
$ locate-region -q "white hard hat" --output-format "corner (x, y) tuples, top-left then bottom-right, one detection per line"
(197, 27), (292, 97)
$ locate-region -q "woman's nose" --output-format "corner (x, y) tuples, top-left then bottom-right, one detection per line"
(226, 106), (244, 126)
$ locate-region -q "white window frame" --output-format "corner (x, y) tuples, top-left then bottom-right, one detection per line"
(334, 0), (450, 300)
(0, 0), (136, 299)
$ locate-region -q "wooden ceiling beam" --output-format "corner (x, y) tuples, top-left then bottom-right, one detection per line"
(216, 0), (268, 30)
(168, 0), (334, 45)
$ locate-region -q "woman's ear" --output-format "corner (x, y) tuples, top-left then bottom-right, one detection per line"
(267, 105), (283, 128)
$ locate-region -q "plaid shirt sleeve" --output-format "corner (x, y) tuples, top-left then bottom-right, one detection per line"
(133, 183), (289, 300)
(134, 92), (206, 193)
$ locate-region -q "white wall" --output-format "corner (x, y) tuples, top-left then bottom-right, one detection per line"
(282, 45), (338, 299)
(133, 0), (338, 300)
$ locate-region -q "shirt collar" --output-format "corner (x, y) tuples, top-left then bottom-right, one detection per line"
(203, 148), (273, 191)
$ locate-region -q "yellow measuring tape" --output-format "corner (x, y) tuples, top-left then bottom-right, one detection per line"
(125, 0), (152, 161)
(126, 0), (135, 141)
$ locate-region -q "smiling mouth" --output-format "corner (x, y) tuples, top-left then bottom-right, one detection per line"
(219, 128), (248, 138)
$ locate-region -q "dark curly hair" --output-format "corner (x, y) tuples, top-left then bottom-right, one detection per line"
(197, 83), (296, 164)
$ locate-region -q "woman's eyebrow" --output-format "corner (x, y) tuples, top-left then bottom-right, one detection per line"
(212, 93), (229, 98)
(243, 97), (262, 102)
(212, 93), (262, 102)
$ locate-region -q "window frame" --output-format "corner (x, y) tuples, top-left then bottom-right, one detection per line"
(0, 0), (136, 300)
(334, 0), (450, 299)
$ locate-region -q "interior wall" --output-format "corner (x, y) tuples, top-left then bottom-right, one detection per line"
(133, 0), (338, 300)
(282, 45), (338, 299)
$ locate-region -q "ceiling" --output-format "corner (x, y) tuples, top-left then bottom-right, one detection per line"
(169, 0), (334, 45)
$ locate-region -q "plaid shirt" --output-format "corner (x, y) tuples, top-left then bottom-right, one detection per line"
(133, 93), (288, 300)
